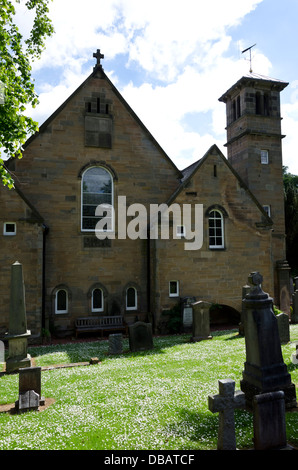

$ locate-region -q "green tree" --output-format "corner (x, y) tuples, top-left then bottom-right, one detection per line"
(283, 166), (298, 272)
(0, 0), (54, 187)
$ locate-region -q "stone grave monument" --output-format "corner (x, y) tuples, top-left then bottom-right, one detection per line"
(109, 333), (123, 355)
(5, 262), (31, 373)
(128, 321), (153, 352)
(190, 301), (212, 342)
(15, 366), (45, 412)
(181, 297), (196, 332)
(276, 312), (290, 344)
(240, 272), (296, 409)
(208, 378), (245, 450)
(253, 391), (288, 450)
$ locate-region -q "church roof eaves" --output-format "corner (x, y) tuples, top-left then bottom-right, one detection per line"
(219, 73), (289, 103)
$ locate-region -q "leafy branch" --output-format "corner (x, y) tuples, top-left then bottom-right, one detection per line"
(0, 0), (54, 187)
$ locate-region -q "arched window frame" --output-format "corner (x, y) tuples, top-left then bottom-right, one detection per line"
(126, 287), (138, 311)
(81, 165), (114, 233)
(55, 289), (68, 314)
(208, 209), (225, 249)
(91, 287), (104, 313)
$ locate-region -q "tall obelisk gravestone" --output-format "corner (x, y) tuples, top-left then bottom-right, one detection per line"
(5, 262), (31, 373)
(240, 272), (296, 409)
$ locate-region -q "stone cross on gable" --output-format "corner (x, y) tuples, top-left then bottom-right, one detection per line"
(208, 378), (245, 450)
(93, 49), (104, 67)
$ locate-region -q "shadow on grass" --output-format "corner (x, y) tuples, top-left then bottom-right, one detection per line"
(27, 333), (192, 365)
(26, 328), (240, 367)
(161, 407), (252, 450)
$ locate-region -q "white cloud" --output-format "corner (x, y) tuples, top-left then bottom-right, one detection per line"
(18, 0), (276, 171)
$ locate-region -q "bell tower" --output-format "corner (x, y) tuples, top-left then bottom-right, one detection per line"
(219, 73), (290, 311)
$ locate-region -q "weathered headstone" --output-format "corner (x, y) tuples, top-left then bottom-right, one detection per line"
(276, 312), (290, 344)
(0, 340), (4, 363)
(181, 297), (196, 332)
(128, 321), (153, 352)
(191, 301), (212, 342)
(182, 305), (193, 330)
(109, 333), (123, 355)
(253, 391), (287, 450)
(5, 262), (31, 373)
(276, 260), (291, 315)
(240, 272), (296, 409)
(15, 366), (44, 411)
(18, 390), (40, 412)
(208, 378), (245, 450)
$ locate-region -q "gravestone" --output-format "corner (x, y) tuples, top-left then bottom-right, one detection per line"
(15, 366), (45, 412)
(240, 272), (296, 409)
(128, 321), (153, 352)
(191, 301), (212, 342)
(0, 340), (4, 363)
(208, 378), (245, 450)
(276, 312), (290, 344)
(5, 262), (31, 373)
(181, 297), (196, 332)
(18, 390), (40, 412)
(109, 333), (123, 355)
(182, 305), (193, 330)
(276, 260), (291, 315)
(253, 391), (287, 450)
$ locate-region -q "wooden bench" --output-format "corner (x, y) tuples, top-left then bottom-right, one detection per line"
(75, 315), (127, 338)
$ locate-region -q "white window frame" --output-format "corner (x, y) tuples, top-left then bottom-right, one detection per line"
(176, 225), (185, 238)
(55, 289), (68, 314)
(126, 287), (137, 310)
(81, 166), (114, 233)
(261, 149), (269, 164)
(263, 205), (271, 217)
(91, 288), (104, 312)
(169, 280), (179, 297)
(208, 210), (224, 249)
(3, 222), (16, 236)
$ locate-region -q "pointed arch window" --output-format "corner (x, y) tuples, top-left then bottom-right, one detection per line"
(81, 166), (113, 231)
(208, 209), (224, 249)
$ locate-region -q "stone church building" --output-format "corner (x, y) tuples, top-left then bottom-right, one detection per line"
(0, 51), (291, 340)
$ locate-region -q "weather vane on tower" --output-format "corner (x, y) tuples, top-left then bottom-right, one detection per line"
(242, 44), (256, 73)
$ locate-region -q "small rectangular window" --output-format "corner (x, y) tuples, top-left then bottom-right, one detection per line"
(263, 205), (271, 217)
(169, 281), (179, 297)
(3, 222), (16, 236)
(261, 150), (269, 164)
(176, 225), (185, 238)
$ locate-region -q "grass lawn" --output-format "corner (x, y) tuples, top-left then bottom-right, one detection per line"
(1, 325), (298, 450)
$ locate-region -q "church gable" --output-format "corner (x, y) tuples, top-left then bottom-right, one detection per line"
(8, 57), (181, 216)
(171, 144), (272, 230)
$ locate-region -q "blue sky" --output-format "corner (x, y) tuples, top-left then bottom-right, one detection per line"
(17, 0), (298, 174)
